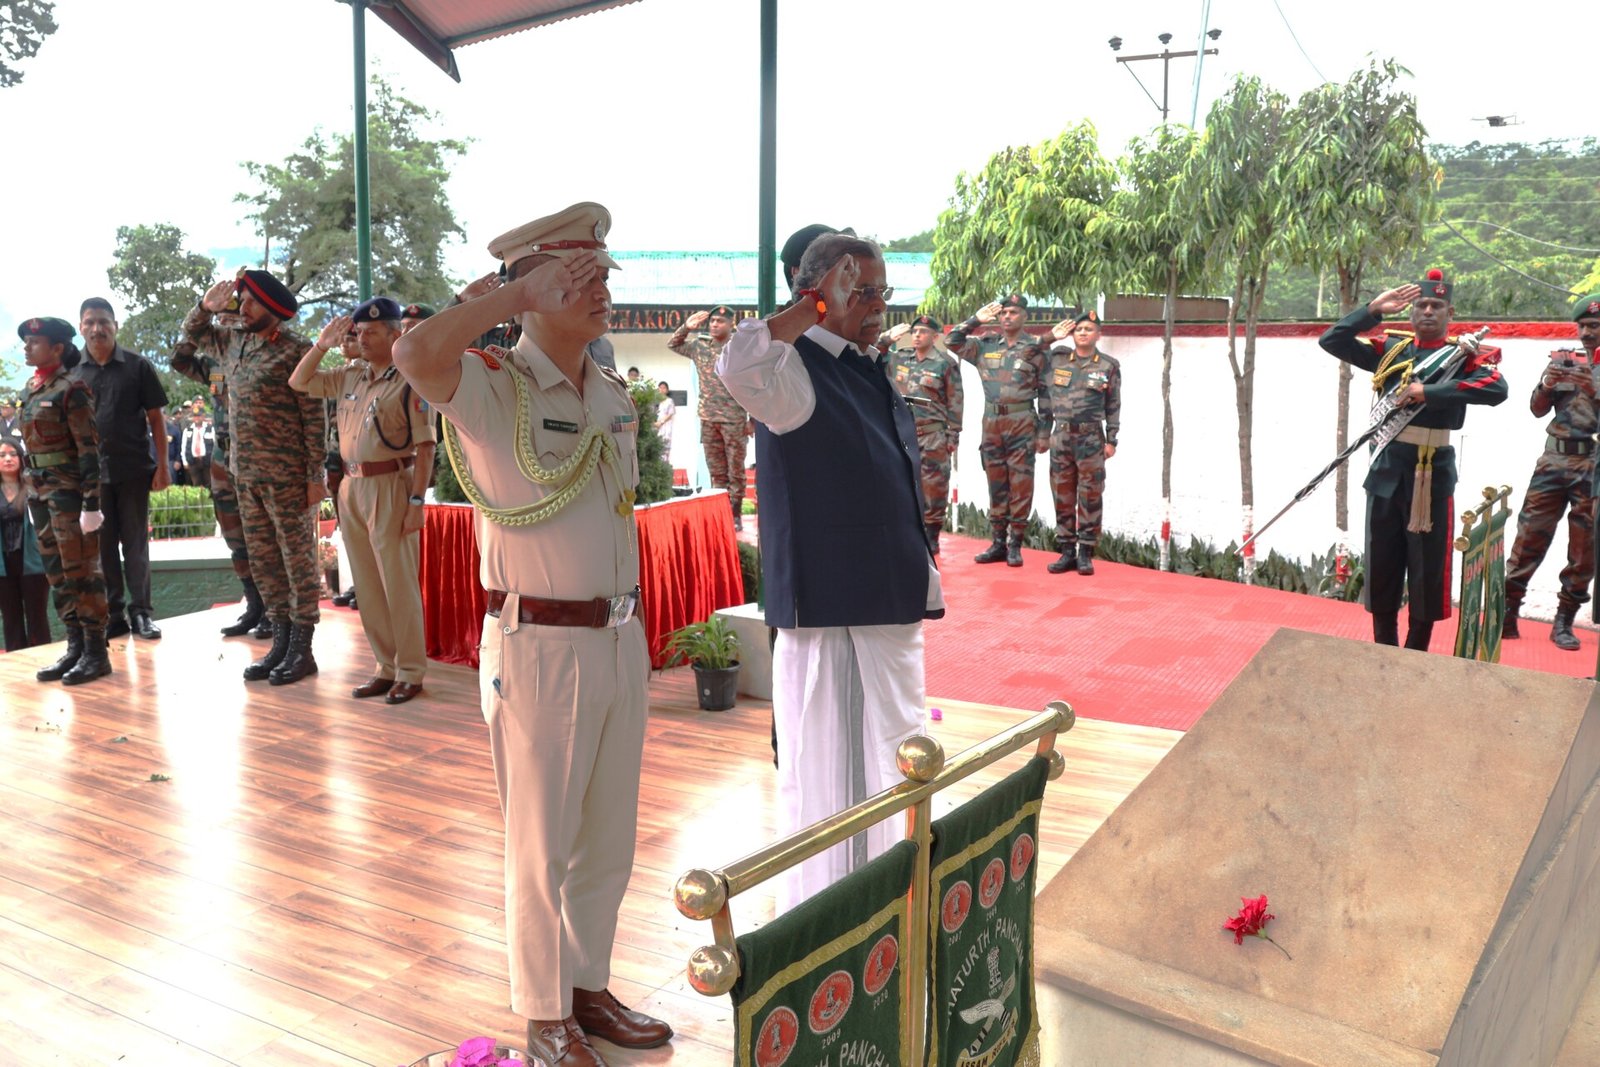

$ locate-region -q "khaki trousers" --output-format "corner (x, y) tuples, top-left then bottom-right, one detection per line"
(339, 472), (426, 684)
(480, 609), (649, 1019)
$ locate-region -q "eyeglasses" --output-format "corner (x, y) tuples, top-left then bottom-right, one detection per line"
(852, 285), (895, 302)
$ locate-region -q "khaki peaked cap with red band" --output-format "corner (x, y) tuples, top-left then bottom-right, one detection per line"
(488, 202), (621, 272)
(235, 270), (299, 319)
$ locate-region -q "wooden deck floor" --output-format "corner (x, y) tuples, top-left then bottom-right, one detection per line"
(0, 606), (1179, 1065)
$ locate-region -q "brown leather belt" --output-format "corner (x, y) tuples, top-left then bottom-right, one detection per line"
(346, 456), (415, 477)
(486, 586), (641, 629)
(1548, 435), (1597, 456)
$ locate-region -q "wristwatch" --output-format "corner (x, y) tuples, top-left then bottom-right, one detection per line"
(408, 495), (425, 506)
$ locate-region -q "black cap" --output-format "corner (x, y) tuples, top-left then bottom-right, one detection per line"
(999, 294), (1028, 310)
(780, 223), (856, 282)
(236, 270), (298, 318)
(1072, 310), (1100, 326)
(1416, 268), (1452, 302)
(352, 297), (403, 322)
(708, 305), (735, 320)
(17, 316), (76, 344)
(402, 303), (436, 320)
(909, 313), (943, 331)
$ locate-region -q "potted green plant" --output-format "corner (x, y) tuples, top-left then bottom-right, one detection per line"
(662, 614), (742, 711)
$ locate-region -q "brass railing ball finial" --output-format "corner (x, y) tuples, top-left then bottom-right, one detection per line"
(897, 735), (945, 782)
(674, 869), (727, 921)
(687, 944), (740, 996)
(1046, 749), (1068, 781)
(1045, 699), (1076, 733)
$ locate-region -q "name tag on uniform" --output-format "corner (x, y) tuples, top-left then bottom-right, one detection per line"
(984, 354), (1003, 364)
(1054, 368), (1073, 387)
(542, 418), (579, 433)
(38, 401), (53, 408)
(209, 372), (224, 382)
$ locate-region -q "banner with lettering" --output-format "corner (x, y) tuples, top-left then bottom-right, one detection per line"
(732, 840), (915, 1067)
(1454, 512), (1487, 660)
(928, 757), (1049, 1067)
(1478, 505), (1508, 663)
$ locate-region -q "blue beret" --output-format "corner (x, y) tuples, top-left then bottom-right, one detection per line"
(352, 297), (404, 322)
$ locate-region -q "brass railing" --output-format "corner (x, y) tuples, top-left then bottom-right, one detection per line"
(673, 700), (1075, 1062)
(1454, 484), (1512, 551)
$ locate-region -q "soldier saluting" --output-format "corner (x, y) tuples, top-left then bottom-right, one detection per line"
(885, 314), (964, 553)
(1044, 310), (1120, 575)
(669, 304), (751, 529)
(946, 295), (1049, 566)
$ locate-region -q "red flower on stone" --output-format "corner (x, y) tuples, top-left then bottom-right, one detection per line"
(1224, 894), (1291, 959)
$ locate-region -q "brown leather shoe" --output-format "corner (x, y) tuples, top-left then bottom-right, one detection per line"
(527, 1016), (608, 1066)
(351, 677), (394, 698)
(572, 987), (673, 1049)
(384, 681), (423, 705)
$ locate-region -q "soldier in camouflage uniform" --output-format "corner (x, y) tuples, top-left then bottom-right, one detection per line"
(1044, 311), (1120, 576)
(946, 294), (1048, 566)
(185, 270), (327, 686)
(17, 317), (112, 686)
(885, 314), (964, 554)
(669, 304), (750, 528)
(172, 301), (268, 638)
(1503, 295), (1600, 649)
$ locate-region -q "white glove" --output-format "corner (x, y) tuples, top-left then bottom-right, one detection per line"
(79, 510), (103, 534)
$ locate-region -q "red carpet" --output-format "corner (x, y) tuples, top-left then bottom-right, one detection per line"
(926, 532), (1598, 732)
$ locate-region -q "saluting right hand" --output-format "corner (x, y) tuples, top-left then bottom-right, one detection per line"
(818, 253), (861, 314)
(1369, 284), (1421, 316)
(1050, 318), (1073, 340)
(458, 271), (502, 302)
(685, 310), (711, 330)
(202, 278), (236, 313)
(316, 314), (353, 353)
(975, 301), (1003, 324)
(888, 322), (912, 342)
(510, 250), (600, 315)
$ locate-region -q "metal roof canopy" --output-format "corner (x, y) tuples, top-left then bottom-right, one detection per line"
(345, 0), (780, 314)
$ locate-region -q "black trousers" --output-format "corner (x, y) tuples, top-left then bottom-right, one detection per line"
(0, 547), (51, 650)
(1364, 486), (1453, 624)
(100, 476), (153, 618)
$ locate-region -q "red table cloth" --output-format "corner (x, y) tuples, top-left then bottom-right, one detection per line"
(419, 493), (746, 669)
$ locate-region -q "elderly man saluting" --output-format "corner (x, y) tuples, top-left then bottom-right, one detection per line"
(394, 203), (671, 1067)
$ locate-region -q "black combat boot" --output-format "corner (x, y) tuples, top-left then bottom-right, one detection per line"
(244, 620), (292, 680)
(1076, 543), (1096, 576)
(269, 624), (318, 686)
(925, 523), (942, 556)
(221, 578), (265, 636)
(62, 629), (113, 686)
(250, 612), (275, 639)
(1047, 540), (1076, 574)
(974, 527), (1008, 564)
(36, 626), (84, 682)
(1551, 608), (1581, 651)
(1006, 534), (1024, 567)
(1501, 603), (1521, 639)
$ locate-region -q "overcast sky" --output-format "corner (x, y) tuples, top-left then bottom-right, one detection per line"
(1, 0), (1588, 376)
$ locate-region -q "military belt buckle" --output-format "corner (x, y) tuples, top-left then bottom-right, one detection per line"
(605, 587), (640, 628)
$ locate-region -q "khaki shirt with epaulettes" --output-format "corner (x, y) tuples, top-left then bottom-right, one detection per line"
(303, 360), (437, 465)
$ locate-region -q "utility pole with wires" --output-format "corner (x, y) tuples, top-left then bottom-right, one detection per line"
(1107, 29), (1220, 125)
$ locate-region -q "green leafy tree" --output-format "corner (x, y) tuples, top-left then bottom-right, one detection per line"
(926, 122), (1115, 317)
(882, 229), (935, 253)
(105, 223), (217, 405)
(1090, 125), (1208, 571)
(236, 77), (467, 312)
(1188, 75), (1292, 580)
(1278, 59), (1435, 543)
(1, 0), (57, 88)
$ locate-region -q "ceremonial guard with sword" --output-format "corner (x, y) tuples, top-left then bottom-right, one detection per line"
(1318, 269), (1507, 650)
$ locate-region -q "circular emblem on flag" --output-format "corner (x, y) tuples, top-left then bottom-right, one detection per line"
(808, 970), (854, 1035)
(863, 933), (899, 995)
(941, 880), (973, 933)
(978, 857), (1006, 909)
(1010, 832), (1035, 882)
(755, 1006), (799, 1067)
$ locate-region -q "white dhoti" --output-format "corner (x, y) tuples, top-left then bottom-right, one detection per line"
(773, 622), (926, 913)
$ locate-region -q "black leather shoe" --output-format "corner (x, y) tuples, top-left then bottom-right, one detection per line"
(269, 623), (318, 685)
(1552, 609), (1582, 651)
(331, 589), (355, 607)
(974, 536), (1007, 564)
(62, 630), (113, 686)
(36, 627), (84, 682)
(105, 616), (131, 639)
(1006, 538), (1024, 567)
(244, 620), (291, 681)
(250, 616), (274, 639)
(352, 677), (394, 699)
(1047, 541), (1076, 574)
(1076, 544), (1095, 576)
(131, 612), (162, 639)
(221, 579), (265, 637)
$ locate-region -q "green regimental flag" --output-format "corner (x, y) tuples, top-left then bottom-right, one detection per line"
(1455, 515), (1488, 660)
(929, 757), (1049, 1067)
(732, 840), (916, 1067)
(1479, 506), (1508, 663)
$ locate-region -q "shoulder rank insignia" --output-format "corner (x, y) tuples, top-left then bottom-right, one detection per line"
(467, 347), (504, 371)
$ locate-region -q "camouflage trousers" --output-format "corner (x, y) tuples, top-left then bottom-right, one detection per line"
(915, 429), (954, 528)
(978, 413), (1038, 535)
(1505, 450), (1595, 613)
(238, 480), (321, 626)
(27, 495), (108, 633)
(1049, 426), (1107, 546)
(209, 438), (251, 581)
(702, 419), (749, 514)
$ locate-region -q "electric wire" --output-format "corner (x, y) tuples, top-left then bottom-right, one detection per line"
(1446, 219), (1600, 255)
(1436, 219), (1582, 296)
(1270, 0), (1329, 83)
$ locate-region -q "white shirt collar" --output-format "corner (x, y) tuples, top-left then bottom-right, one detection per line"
(803, 323), (857, 359)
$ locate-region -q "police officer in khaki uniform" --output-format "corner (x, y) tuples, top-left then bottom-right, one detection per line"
(290, 297), (436, 704)
(393, 202), (671, 1067)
